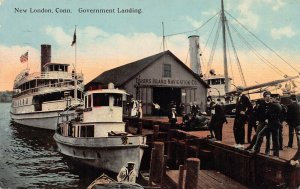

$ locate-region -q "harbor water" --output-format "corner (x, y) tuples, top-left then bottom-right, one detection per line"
(0, 103), (104, 189)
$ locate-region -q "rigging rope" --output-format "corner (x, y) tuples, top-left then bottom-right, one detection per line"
(225, 20), (247, 86)
(225, 10), (300, 75)
(165, 11), (220, 37)
(206, 18), (222, 76)
(226, 32), (235, 85)
(227, 20), (285, 77)
(203, 13), (221, 53)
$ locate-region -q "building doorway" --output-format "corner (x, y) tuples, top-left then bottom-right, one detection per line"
(153, 87), (181, 115)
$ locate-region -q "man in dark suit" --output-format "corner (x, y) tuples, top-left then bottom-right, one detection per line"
(168, 107), (177, 127)
(286, 95), (300, 165)
(286, 95), (299, 148)
(252, 94), (282, 157)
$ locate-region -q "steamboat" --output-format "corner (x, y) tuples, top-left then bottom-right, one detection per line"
(10, 44), (84, 130)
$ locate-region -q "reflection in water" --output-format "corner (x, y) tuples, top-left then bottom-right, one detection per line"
(0, 103), (101, 189)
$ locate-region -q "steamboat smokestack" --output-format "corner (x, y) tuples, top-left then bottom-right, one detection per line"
(188, 35), (201, 76)
(41, 44), (51, 72)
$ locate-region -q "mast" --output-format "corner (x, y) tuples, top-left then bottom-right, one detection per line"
(162, 22), (165, 52)
(221, 0), (229, 93)
(73, 26), (78, 101)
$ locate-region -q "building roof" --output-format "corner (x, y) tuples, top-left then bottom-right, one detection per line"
(85, 50), (209, 89)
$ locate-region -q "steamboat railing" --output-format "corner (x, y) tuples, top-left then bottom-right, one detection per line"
(14, 71), (84, 87)
(13, 80), (84, 98)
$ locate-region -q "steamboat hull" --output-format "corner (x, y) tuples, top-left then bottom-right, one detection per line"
(10, 110), (64, 130)
(53, 133), (147, 173)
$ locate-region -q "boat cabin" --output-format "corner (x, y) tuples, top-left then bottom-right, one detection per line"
(59, 83), (128, 138)
(43, 62), (69, 72)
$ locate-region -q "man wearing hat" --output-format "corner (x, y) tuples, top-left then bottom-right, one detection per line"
(286, 94), (299, 148)
(168, 107), (177, 127)
(251, 94), (282, 157)
(233, 94), (252, 146)
(117, 162), (137, 183)
(245, 91), (271, 152)
(286, 95), (300, 165)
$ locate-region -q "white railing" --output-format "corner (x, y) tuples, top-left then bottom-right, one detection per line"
(13, 80), (84, 97)
(14, 71), (84, 87)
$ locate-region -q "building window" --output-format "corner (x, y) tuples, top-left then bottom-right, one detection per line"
(163, 64), (171, 77)
(88, 95), (92, 107)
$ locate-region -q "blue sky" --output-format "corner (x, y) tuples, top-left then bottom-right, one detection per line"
(0, 0), (300, 91)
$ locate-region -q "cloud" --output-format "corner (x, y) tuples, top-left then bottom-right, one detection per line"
(271, 26), (296, 39)
(261, 0), (286, 11)
(271, 0), (286, 11)
(45, 26), (71, 46)
(182, 16), (202, 28)
(237, 0), (259, 29)
(43, 26), (188, 84)
(202, 9), (218, 17)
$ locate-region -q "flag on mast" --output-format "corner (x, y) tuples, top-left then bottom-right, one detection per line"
(20, 52), (28, 63)
(71, 28), (76, 46)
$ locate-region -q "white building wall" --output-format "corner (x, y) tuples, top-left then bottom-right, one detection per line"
(123, 53), (207, 115)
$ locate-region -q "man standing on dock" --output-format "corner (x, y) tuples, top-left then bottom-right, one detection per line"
(287, 95), (300, 166)
(233, 94), (251, 147)
(168, 107), (177, 127)
(245, 92), (271, 152)
(286, 95), (299, 148)
(252, 94), (282, 157)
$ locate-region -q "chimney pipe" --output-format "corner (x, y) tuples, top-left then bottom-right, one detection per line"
(41, 44), (51, 72)
(188, 35), (201, 75)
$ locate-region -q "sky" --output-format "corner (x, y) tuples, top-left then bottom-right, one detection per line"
(0, 0), (300, 93)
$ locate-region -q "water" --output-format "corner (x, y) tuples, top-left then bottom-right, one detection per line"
(0, 103), (102, 189)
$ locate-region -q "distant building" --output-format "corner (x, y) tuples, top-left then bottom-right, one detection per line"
(85, 51), (209, 115)
(0, 91), (13, 102)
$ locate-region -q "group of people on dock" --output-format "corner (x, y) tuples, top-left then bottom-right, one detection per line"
(230, 92), (300, 164)
(126, 92), (300, 164)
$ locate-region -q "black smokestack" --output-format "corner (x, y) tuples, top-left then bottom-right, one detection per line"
(41, 44), (51, 72)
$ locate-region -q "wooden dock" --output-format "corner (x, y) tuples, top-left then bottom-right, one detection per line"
(126, 116), (300, 189)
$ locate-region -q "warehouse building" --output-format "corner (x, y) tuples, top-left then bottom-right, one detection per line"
(85, 50), (209, 116)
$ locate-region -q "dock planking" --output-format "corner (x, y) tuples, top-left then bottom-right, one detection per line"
(166, 169), (248, 189)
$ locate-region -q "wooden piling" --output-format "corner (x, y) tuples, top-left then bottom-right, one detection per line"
(149, 142), (164, 186)
(185, 158), (200, 189)
(148, 148), (155, 186)
(161, 155), (168, 186)
(137, 120), (143, 134)
(125, 120), (129, 133)
(152, 124), (159, 141)
(177, 165), (185, 189)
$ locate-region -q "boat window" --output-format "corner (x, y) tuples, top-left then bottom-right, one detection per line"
(221, 79), (225, 84)
(211, 79), (221, 85)
(112, 94), (123, 107)
(80, 125), (94, 137)
(93, 93), (109, 106)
